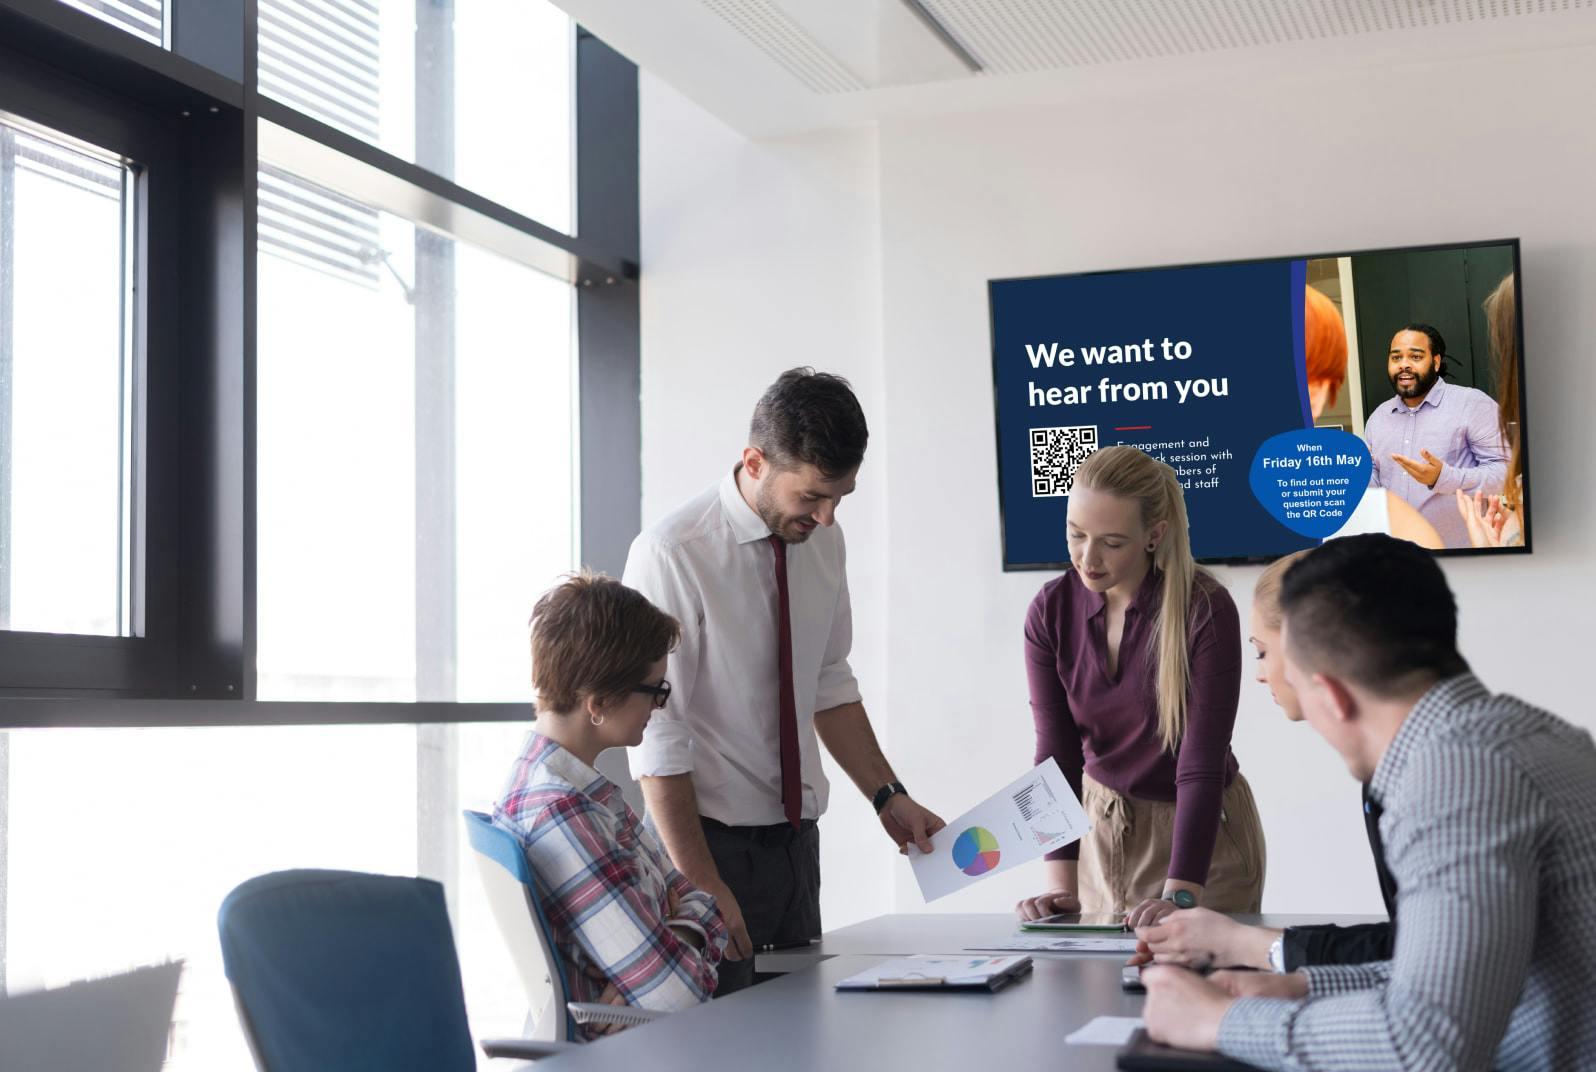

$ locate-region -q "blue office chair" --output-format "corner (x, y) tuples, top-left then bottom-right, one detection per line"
(218, 869), (567, 1070)
(463, 810), (667, 1042)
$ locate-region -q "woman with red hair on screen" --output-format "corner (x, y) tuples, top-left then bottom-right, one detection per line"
(1304, 285), (1441, 549)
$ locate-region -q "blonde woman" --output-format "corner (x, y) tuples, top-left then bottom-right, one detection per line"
(1016, 446), (1265, 928)
(1132, 550), (1396, 975)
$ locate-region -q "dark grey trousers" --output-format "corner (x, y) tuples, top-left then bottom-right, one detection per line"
(701, 816), (822, 996)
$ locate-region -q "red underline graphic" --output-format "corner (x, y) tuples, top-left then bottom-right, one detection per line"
(1115, 425), (1152, 431)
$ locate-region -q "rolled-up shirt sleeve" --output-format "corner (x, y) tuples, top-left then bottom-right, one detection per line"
(624, 534), (701, 778)
(814, 528), (862, 712)
(662, 862), (728, 956)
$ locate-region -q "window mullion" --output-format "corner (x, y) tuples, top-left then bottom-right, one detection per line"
(413, 0), (457, 917)
(0, 125), (14, 629)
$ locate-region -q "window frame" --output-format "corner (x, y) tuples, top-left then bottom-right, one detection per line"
(0, 0), (640, 726)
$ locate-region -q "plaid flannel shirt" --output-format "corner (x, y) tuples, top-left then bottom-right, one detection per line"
(494, 732), (727, 1028)
(1218, 674), (1596, 1070)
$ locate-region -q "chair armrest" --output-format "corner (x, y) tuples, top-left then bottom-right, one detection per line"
(480, 1037), (579, 1060)
(567, 1001), (670, 1027)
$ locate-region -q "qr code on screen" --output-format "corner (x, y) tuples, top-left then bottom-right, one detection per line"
(1029, 425), (1098, 497)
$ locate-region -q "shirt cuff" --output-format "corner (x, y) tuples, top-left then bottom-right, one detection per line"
(666, 918), (710, 949)
(1216, 997), (1300, 1070)
(672, 890), (719, 928)
(1302, 961), (1388, 996)
(1430, 463), (1463, 494)
(628, 720), (693, 778)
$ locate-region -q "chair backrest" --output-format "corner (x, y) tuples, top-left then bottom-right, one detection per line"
(217, 869), (478, 1072)
(463, 810), (576, 1043)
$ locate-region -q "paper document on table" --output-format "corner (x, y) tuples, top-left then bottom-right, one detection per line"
(1065, 1016), (1144, 1045)
(967, 934), (1140, 953)
(835, 955), (1033, 992)
(907, 758), (1089, 902)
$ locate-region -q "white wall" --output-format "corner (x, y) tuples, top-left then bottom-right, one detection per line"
(638, 74), (895, 929)
(640, 44), (1596, 923)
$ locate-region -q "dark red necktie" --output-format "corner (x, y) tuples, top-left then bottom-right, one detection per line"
(770, 535), (802, 830)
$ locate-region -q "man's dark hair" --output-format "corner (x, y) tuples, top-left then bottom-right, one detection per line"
(748, 367), (868, 477)
(1396, 323), (1447, 360)
(1280, 534), (1469, 697)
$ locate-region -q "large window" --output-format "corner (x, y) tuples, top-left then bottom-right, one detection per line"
(258, 0), (573, 230)
(255, 172), (576, 702)
(56, 0), (163, 44)
(0, 116), (135, 639)
(0, 0), (639, 1067)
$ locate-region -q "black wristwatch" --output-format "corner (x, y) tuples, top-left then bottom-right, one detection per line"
(1164, 889), (1198, 909)
(872, 781), (907, 814)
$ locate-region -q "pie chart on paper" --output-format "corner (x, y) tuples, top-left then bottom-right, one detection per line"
(952, 826), (1002, 877)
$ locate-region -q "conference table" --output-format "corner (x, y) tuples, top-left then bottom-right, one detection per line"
(528, 912), (1383, 1071)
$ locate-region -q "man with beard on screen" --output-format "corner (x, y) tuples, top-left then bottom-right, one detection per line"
(1363, 323), (1508, 548)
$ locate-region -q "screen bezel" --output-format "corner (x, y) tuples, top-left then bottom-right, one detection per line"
(988, 237), (1531, 571)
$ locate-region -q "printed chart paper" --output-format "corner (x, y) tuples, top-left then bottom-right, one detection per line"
(908, 759), (1088, 902)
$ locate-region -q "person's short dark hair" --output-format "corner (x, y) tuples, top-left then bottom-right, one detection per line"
(1279, 534), (1468, 697)
(748, 367), (868, 478)
(530, 571), (679, 714)
(1396, 323), (1447, 360)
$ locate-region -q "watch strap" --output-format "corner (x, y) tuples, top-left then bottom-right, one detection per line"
(871, 781), (906, 814)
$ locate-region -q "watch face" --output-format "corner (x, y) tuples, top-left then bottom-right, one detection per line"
(1170, 889), (1197, 909)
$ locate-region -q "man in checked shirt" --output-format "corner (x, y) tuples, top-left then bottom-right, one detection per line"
(1140, 534), (1596, 1070)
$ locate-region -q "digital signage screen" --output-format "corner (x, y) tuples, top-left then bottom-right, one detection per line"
(990, 240), (1529, 568)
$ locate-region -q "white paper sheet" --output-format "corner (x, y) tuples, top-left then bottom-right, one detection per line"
(907, 758), (1089, 902)
(967, 934), (1140, 953)
(1065, 1016), (1144, 1046)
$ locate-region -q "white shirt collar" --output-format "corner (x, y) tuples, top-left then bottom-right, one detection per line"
(718, 465), (773, 545)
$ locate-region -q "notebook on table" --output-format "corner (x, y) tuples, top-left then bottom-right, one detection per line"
(835, 954), (1033, 992)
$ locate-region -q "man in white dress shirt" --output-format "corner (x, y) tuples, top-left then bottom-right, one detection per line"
(624, 368), (945, 995)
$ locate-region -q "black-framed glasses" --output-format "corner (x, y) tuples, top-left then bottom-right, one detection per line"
(632, 679), (671, 709)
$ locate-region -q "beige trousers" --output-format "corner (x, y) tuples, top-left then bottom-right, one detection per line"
(1077, 771), (1266, 914)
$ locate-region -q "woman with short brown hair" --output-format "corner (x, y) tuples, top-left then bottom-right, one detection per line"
(493, 571), (727, 1035)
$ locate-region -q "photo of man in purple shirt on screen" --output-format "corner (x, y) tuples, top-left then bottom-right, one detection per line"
(1362, 323), (1509, 548)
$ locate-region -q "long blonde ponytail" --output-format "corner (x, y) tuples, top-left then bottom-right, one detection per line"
(1073, 446), (1209, 753)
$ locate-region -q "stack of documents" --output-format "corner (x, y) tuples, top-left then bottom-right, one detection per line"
(835, 955), (1033, 992)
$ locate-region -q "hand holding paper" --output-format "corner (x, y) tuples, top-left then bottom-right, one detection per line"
(908, 759), (1089, 902)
